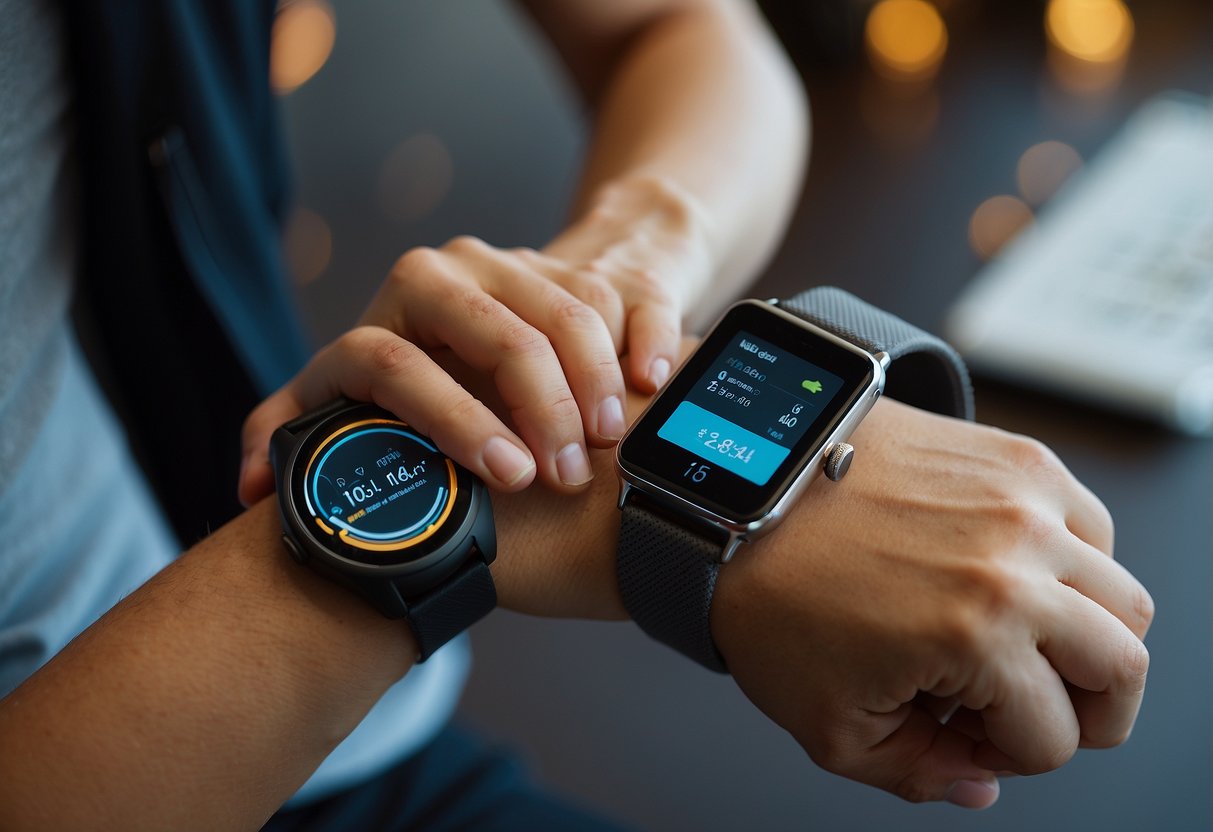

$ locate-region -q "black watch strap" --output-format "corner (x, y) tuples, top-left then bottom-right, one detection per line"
(617, 287), (974, 673)
(404, 556), (497, 661)
(617, 499), (729, 672)
(779, 286), (974, 420)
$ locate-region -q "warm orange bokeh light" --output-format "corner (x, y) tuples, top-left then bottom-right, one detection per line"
(1017, 141), (1083, 205)
(271, 0), (336, 94)
(1045, 0), (1133, 64)
(865, 0), (948, 81)
(283, 206), (333, 285)
(378, 133), (455, 223)
(969, 195), (1034, 259)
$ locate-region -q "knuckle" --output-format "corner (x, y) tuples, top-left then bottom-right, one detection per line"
(365, 333), (422, 376)
(436, 393), (486, 435)
(936, 560), (1024, 652)
(1117, 637), (1151, 692)
(1005, 434), (1064, 478)
(445, 234), (488, 255)
(390, 246), (441, 285)
(989, 497), (1057, 547)
(573, 273), (622, 312)
(533, 391), (579, 422)
(1131, 584), (1156, 632)
(496, 317), (551, 357)
(509, 245), (540, 262)
(456, 286), (502, 323)
(549, 295), (600, 331)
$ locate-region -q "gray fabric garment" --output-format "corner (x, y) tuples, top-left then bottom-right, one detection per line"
(0, 0), (76, 496)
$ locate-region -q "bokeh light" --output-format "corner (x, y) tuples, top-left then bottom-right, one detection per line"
(377, 133), (455, 223)
(1045, 0), (1133, 64)
(969, 195), (1033, 259)
(1017, 141), (1083, 205)
(865, 0), (949, 81)
(271, 0), (336, 94)
(283, 206), (333, 285)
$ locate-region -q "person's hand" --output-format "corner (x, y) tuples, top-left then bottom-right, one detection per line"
(710, 399), (1153, 809)
(238, 177), (712, 506)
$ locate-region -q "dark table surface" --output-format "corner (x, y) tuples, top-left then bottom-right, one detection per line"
(284, 2), (1212, 829)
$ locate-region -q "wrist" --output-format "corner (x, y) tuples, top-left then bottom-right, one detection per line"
(489, 445), (628, 621)
(211, 499), (419, 685)
(556, 173), (718, 310)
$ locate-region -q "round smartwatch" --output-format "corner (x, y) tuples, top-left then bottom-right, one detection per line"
(271, 398), (497, 661)
(615, 286), (974, 672)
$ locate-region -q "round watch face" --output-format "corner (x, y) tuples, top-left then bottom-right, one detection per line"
(297, 417), (465, 565)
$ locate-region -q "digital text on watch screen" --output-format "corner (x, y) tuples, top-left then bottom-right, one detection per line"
(300, 420), (460, 562)
(620, 302), (874, 522)
(657, 329), (844, 486)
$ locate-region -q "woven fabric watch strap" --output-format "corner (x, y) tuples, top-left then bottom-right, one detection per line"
(780, 287), (975, 420)
(405, 556), (497, 662)
(616, 286), (974, 673)
(617, 499), (729, 672)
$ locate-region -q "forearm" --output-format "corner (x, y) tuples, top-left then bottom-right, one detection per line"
(0, 499), (414, 831)
(568, 2), (809, 321)
(0, 445), (635, 830)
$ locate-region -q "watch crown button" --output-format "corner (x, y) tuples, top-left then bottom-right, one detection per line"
(281, 534), (308, 565)
(824, 443), (855, 482)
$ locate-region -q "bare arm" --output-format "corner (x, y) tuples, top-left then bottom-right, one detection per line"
(287, 2), (811, 502)
(523, 0), (810, 327)
(0, 339), (1151, 826)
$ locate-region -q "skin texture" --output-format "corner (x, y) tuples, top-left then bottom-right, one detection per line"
(0, 1), (1152, 827)
(0, 356), (1152, 828)
(239, 0), (808, 500)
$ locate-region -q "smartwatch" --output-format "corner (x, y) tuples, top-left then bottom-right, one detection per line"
(271, 398), (497, 660)
(615, 286), (973, 672)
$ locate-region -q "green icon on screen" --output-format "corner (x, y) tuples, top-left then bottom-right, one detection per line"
(802, 379), (823, 394)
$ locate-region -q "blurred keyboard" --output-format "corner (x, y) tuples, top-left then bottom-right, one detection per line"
(947, 93), (1213, 436)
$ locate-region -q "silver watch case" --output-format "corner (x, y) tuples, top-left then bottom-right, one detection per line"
(616, 300), (889, 563)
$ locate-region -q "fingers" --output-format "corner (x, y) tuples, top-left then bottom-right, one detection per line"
(381, 280), (601, 491)
(1062, 477), (1115, 556)
(829, 704), (1000, 808)
(624, 294), (682, 394)
(478, 251), (630, 448)
(971, 648), (1081, 775)
(517, 246), (682, 394)
(1038, 589), (1150, 749)
(360, 243), (623, 491)
(1057, 540), (1155, 640)
(971, 574), (1149, 773)
(238, 327), (537, 507)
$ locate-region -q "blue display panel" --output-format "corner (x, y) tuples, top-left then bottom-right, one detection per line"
(655, 330), (843, 486)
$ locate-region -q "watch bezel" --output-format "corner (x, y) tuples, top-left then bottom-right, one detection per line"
(616, 299), (885, 543)
(275, 403), (490, 596)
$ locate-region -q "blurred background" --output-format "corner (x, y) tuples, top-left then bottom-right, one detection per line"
(271, 1), (1211, 829)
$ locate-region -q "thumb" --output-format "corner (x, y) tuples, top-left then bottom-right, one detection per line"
(836, 705), (1000, 809)
(238, 387), (304, 508)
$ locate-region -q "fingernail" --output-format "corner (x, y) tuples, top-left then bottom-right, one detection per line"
(650, 357), (671, 389)
(555, 442), (593, 487)
(945, 778), (1000, 809)
(597, 396), (626, 441)
(483, 436), (535, 487)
